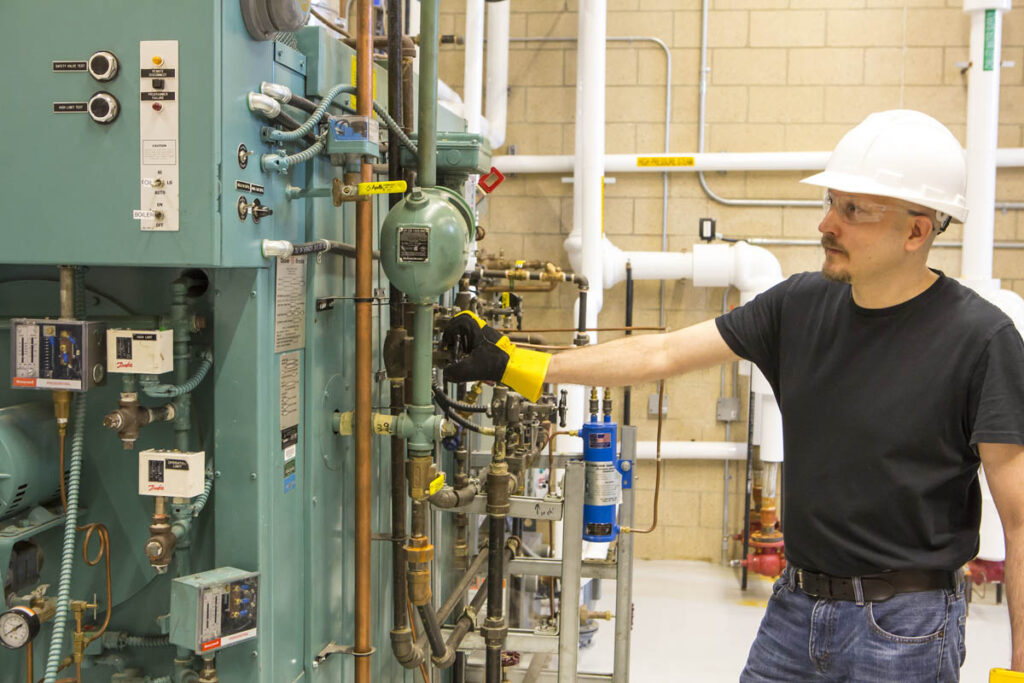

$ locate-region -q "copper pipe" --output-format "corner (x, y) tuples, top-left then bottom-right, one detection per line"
(354, 0), (374, 679)
(622, 380), (665, 535)
(26, 641), (32, 683)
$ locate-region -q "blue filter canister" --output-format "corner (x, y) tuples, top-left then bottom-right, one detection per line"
(581, 416), (620, 541)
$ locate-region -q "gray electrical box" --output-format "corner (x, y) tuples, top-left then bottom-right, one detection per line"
(170, 567), (259, 654)
(647, 392), (668, 418)
(716, 397), (741, 422)
(10, 319), (106, 391)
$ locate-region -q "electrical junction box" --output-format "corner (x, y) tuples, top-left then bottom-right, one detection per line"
(138, 450), (205, 497)
(326, 114), (380, 163)
(170, 567), (259, 654)
(647, 392), (669, 418)
(10, 319), (106, 391)
(107, 329), (173, 375)
(401, 131), (492, 176)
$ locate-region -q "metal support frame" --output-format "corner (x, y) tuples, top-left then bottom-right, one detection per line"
(451, 437), (635, 682)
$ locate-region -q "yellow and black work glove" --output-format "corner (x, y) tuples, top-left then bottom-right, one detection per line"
(441, 311), (552, 402)
(992, 669), (1024, 682)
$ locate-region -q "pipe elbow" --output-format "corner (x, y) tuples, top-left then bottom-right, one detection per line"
(732, 241), (783, 303)
(431, 645), (457, 669)
(390, 628), (426, 669)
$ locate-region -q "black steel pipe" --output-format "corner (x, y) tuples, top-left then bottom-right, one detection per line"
(438, 549), (490, 624)
(623, 262), (634, 425)
(578, 289), (588, 337)
(417, 602), (448, 659)
(445, 575), (489, 651)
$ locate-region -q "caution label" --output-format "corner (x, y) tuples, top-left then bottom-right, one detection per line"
(637, 156), (695, 168)
(358, 180), (407, 195)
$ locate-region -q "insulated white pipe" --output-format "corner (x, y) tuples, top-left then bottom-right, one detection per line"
(559, 0), (607, 455)
(463, 0), (484, 134)
(437, 79), (463, 105)
(492, 149), (1024, 175)
(962, 0), (1011, 285)
(636, 441), (746, 460)
(484, 0), (510, 149)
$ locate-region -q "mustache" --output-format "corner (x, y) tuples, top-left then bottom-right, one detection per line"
(821, 237), (845, 254)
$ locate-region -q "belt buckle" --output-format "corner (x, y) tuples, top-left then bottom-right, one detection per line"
(796, 569), (804, 591)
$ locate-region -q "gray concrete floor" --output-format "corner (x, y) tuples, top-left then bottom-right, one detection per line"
(572, 559), (1012, 682)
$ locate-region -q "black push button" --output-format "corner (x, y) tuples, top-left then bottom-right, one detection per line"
(152, 78), (165, 90)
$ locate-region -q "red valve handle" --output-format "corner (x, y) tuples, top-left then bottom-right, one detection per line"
(478, 166), (506, 194)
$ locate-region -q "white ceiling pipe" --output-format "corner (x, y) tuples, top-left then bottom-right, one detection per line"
(483, 0), (510, 149)
(636, 441), (746, 460)
(462, 0), (484, 134)
(493, 149), (1024, 175)
(962, 0), (1012, 286)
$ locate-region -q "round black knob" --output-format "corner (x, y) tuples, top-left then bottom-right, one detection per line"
(88, 51), (118, 81)
(87, 92), (119, 124)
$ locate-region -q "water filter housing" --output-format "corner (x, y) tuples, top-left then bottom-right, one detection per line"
(581, 416), (621, 542)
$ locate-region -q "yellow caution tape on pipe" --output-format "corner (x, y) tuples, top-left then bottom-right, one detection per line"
(358, 180), (408, 195)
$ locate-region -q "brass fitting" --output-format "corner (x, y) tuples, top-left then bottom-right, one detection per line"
(146, 513), (177, 571)
(406, 455), (436, 501)
(53, 391), (72, 434)
(580, 605), (613, 625)
(406, 535), (434, 606)
(70, 599), (97, 663)
(485, 462), (512, 517)
(405, 535), (435, 565)
(198, 656), (218, 683)
(478, 616), (508, 648)
(103, 394), (174, 450)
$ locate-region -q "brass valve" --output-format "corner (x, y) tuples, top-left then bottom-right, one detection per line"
(579, 605), (613, 624)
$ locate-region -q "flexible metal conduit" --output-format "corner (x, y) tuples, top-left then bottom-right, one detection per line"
(139, 349), (213, 398)
(43, 396), (86, 683)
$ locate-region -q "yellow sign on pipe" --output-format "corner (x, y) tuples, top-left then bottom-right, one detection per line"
(636, 156), (696, 168)
(358, 180), (408, 195)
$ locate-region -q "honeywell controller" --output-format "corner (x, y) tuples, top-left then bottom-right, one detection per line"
(138, 450), (205, 497)
(107, 329), (173, 374)
(170, 568), (259, 655)
(11, 319), (106, 391)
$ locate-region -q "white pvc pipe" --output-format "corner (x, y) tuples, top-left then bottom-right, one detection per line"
(437, 79), (463, 105)
(463, 0), (484, 134)
(559, 0), (607, 456)
(962, 0), (1011, 285)
(484, 0), (509, 149)
(492, 149), (1024, 175)
(636, 441), (746, 460)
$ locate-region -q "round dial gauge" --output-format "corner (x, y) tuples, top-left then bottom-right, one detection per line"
(0, 607), (40, 649)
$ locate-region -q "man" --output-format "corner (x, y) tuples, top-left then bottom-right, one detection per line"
(442, 110), (1024, 681)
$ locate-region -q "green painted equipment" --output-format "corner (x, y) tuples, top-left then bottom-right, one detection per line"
(380, 187), (476, 304)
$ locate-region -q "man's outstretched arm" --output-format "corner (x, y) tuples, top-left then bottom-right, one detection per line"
(442, 312), (740, 400)
(547, 318), (740, 386)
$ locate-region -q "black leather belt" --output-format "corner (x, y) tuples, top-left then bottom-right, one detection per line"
(794, 567), (960, 602)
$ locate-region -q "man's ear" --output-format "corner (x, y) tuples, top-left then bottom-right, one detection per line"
(905, 215), (935, 253)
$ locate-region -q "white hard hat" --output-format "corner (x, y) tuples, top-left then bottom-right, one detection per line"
(801, 110), (968, 223)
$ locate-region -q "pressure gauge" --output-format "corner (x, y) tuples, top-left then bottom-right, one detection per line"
(0, 606), (41, 649)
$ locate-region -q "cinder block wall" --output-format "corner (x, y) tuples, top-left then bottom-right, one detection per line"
(438, 0), (1024, 562)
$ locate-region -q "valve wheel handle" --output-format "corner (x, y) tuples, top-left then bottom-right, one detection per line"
(478, 167), (506, 194)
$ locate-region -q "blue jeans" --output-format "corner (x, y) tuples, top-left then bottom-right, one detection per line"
(741, 566), (968, 682)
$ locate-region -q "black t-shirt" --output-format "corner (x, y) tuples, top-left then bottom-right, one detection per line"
(716, 271), (1024, 575)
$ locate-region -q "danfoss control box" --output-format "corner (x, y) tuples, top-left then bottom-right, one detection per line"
(138, 449), (205, 497)
(107, 329), (174, 375)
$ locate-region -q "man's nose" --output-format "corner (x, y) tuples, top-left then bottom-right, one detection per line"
(818, 208), (840, 236)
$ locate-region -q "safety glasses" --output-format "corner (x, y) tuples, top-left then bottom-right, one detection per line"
(822, 190), (910, 225)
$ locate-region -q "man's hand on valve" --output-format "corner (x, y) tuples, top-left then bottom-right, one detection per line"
(440, 311), (552, 402)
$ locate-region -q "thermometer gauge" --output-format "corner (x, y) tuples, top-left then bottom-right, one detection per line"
(0, 606), (40, 649)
